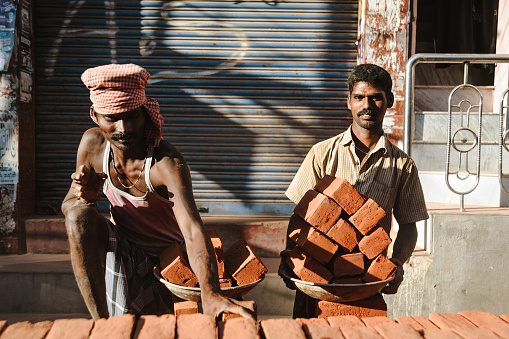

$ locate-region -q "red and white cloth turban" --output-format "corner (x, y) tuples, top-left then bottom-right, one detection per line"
(81, 63), (164, 147)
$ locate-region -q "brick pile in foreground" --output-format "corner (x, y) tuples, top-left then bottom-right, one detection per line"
(286, 175), (397, 317)
(2, 311), (509, 338)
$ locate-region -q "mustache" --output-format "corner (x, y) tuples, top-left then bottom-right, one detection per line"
(358, 109), (374, 116)
(111, 132), (138, 141)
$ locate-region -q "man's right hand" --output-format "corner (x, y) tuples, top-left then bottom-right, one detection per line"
(71, 164), (107, 203)
(278, 250), (297, 290)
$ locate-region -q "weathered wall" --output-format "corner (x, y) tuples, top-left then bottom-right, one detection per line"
(0, 0), (35, 254)
(359, 0), (410, 142)
(386, 210), (509, 317)
(0, 70), (19, 254)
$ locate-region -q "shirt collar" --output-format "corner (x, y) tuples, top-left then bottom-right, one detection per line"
(341, 126), (389, 155)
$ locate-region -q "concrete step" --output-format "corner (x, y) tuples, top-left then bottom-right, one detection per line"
(414, 85), (494, 112)
(11, 216), (293, 318)
(0, 254), (87, 314)
(410, 110), (506, 173)
(0, 254), (294, 318)
(419, 171), (509, 207)
(411, 143), (508, 172)
(414, 111), (500, 142)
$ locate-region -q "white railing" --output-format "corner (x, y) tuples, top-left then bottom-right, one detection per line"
(404, 54), (509, 211)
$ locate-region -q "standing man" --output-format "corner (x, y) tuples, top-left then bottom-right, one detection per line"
(279, 63), (428, 317)
(62, 63), (253, 320)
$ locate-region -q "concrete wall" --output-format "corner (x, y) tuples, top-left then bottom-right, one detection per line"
(386, 209), (509, 318)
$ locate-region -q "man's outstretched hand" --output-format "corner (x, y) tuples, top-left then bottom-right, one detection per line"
(71, 164), (107, 203)
(201, 293), (256, 321)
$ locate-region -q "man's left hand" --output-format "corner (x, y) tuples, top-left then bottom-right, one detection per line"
(201, 292), (256, 321)
(381, 258), (404, 294)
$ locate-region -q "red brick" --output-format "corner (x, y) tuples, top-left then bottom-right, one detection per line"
(315, 293), (387, 318)
(501, 314), (509, 322)
(89, 314), (136, 339)
(327, 315), (366, 328)
(159, 242), (198, 287)
(206, 229), (225, 278)
(314, 175), (366, 215)
(358, 227), (392, 260)
(133, 315), (176, 339)
(489, 326), (509, 339)
(286, 246), (333, 284)
(173, 300), (199, 318)
(330, 276), (364, 284)
(294, 190), (342, 233)
(327, 218), (362, 253)
(458, 310), (509, 329)
(331, 252), (365, 278)
(295, 318), (329, 326)
(224, 239), (268, 286)
(374, 323), (422, 339)
(452, 327), (501, 339)
(220, 300), (257, 322)
(0, 321), (53, 339)
(0, 320), (6, 333)
(363, 254), (397, 282)
(260, 319), (307, 339)
(395, 315), (438, 333)
(362, 316), (395, 328)
(349, 199), (386, 235)
(177, 314), (216, 339)
(289, 216), (338, 264)
(45, 318), (94, 339)
(221, 317), (259, 339)
(428, 313), (477, 331)
(428, 313), (502, 339)
(302, 323), (345, 339)
(422, 328), (463, 339)
(219, 277), (233, 287)
(340, 326), (383, 339)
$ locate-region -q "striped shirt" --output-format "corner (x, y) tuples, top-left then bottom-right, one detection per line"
(286, 126), (428, 233)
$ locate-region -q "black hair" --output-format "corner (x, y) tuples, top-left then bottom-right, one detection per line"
(347, 63), (393, 100)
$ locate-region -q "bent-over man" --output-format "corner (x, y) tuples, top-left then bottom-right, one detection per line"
(62, 63), (253, 320)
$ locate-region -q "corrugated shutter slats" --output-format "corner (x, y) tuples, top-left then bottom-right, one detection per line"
(34, 0), (357, 215)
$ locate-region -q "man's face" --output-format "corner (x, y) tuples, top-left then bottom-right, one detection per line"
(347, 81), (391, 132)
(94, 106), (146, 151)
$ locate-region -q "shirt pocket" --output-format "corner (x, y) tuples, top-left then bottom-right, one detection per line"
(365, 180), (397, 214)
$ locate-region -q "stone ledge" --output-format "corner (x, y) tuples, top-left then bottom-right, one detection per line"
(20, 216), (290, 257)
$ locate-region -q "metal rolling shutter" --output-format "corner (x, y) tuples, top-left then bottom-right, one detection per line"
(34, 0), (357, 215)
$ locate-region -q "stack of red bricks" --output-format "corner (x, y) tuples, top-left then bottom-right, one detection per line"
(159, 229), (267, 318)
(285, 175), (397, 317)
(3, 311), (509, 339)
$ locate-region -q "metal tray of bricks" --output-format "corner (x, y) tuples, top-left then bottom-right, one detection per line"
(153, 266), (264, 302)
(281, 270), (394, 302)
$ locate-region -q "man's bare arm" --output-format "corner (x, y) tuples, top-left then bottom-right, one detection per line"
(61, 129), (107, 216)
(158, 152), (254, 319)
(61, 128), (109, 320)
(382, 222), (418, 294)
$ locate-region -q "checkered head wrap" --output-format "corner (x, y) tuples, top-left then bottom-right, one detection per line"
(81, 63), (164, 147)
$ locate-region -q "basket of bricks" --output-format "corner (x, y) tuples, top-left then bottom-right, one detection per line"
(154, 230), (267, 302)
(281, 174), (397, 303)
